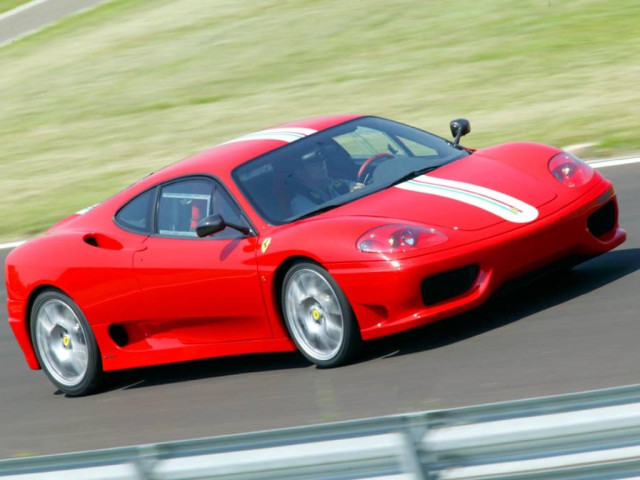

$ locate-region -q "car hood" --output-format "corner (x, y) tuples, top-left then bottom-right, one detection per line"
(327, 153), (557, 231)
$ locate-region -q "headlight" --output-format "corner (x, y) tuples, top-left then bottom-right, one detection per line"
(548, 152), (594, 188)
(357, 225), (448, 253)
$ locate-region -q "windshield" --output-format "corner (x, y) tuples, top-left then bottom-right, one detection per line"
(232, 116), (469, 224)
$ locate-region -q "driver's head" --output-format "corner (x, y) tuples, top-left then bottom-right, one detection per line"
(296, 150), (328, 182)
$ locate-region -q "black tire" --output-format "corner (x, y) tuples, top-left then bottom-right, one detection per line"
(281, 262), (361, 367)
(30, 290), (102, 396)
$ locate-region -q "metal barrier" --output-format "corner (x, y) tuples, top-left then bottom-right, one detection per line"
(3, 383), (640, 479)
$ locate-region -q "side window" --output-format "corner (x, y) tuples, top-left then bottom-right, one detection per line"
(157, 178), (214, 238)
(155, 177), (246, 239)
(211, 184), (245, 239)
(115, 188), (154, 234)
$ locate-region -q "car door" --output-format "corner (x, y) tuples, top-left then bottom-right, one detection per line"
(132, 176), (272, 344)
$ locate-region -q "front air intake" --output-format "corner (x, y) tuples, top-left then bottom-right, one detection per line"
(587, 200), (616, 239)
(421, 264), (479, 306)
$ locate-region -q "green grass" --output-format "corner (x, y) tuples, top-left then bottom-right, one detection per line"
(0, 0), (31, 15)
(1, 0), (639, 241)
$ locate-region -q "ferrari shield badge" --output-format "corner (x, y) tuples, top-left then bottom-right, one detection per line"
(261, 237), (272, 253)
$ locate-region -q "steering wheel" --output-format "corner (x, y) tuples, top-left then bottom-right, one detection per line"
(357, 153), (394, 182)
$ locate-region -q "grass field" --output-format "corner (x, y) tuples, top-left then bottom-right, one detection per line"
(1, 0), (639, 241)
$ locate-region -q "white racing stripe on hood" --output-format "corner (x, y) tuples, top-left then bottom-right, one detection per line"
(396, 175), (539, 223)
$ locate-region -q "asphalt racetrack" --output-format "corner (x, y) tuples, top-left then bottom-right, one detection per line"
(0, 163), (638, 458)
(0, 0), (108, 46)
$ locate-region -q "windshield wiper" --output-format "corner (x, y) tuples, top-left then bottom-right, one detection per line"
(289, 202), (343, 222)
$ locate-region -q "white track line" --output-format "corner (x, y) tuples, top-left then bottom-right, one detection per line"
(0, 155), (638, 250)
(564, 142), (598, 152)
(589, 156), (640, 169)
(0, 0), (50, 21)
(0, 240), (26, 250)
(1, 0), (113, 48)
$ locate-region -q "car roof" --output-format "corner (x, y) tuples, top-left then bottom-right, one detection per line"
(146, 114), (362, 184)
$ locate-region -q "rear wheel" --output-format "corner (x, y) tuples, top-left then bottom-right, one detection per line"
(30, 290), (102, 396)
(282, 262), (361, 367)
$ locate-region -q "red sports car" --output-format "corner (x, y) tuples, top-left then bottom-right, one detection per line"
(5, 115), (625, 395)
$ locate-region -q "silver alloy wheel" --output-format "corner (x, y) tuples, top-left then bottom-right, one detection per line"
(284, 268), (345, 361)
(34, 298), (89, 387)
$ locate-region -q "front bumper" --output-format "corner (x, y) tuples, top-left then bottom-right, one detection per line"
(331, 180), (626, 340)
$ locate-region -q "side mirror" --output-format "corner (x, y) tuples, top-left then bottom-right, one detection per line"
(196, 213), (253, 238)
(450, 118), (470, 146)
(196, 214), (225, 238)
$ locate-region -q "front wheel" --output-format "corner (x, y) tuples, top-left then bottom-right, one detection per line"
(282, 262), (361, 367)
(30, 290), (102, 396)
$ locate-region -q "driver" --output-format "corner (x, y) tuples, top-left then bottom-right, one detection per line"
(289, 149), (363, 216)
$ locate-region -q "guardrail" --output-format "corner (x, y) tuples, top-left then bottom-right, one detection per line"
(3, 383), (640, 479)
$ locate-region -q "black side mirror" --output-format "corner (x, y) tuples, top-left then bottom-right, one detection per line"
(196, 214), (226, 238)
(196, 213), (253, 238)
(450, 118), (470, 146)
